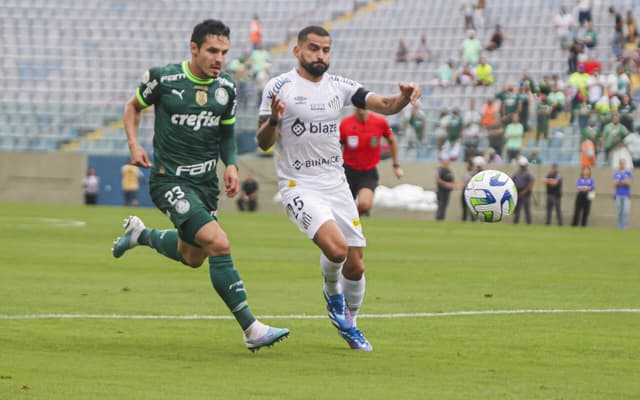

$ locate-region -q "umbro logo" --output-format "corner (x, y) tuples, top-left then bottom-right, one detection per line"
(171, 89), (184, 100)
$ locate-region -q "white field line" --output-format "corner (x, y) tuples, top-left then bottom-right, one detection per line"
(1, 309), (639, 320)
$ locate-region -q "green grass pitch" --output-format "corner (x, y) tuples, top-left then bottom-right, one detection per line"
(1, 203), (639, 399)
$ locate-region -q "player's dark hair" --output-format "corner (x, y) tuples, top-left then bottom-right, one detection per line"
(191, 19), (230, 48)
(297, 25), (330, 44)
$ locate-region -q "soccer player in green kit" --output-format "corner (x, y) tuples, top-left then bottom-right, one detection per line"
(112, 19), (289, 352)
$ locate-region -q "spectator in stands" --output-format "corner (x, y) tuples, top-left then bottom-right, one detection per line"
(436, 60), (456, 87)
(249, 15), (263, 50)
(237, 170), (259, 212)
(481, 97), (503, 156)
(83, 167), (99, 205)
(610, 6), (624, 59)
(548, 84), (566, 119)
(435, 109), (450, 150)
(624, 128), (640, 167)
(395, 39), (408, 63)
(582, 21), (598, 56)
(536, 91), (552, 143)
(408, 104), (427, 147)
(610, 65), (631, 98)
(576, 0), (593, 27)
(575, 96), (592, 131)
(612, 159), (634, 229)
(526, 148), (543, 165)
(553, 6), (576, 51)
(568, 38), (584, 74)
(517, 83), (532, 133)
(474, 57), (494, 86)
(475, 0), (486, 31)
(520, 70), (537, 93)
(484, 147), (503, 165)
(625, 10), (637, 43)
(435, 157), (456, 220)
(619, 94), (635, 132)
(580, 128), (597, 168)
(499, 84), (520, 123)
(249, 41), (270, 76)
(227, 55), (252, 109)
(455, 62), (476, 86)
(121, 162), (145, 207)
(485, 24), (507, 51)
(443, 108), (463, 160)
(572, 166), (595, 227)
(587, 67), (605, 105)
(543, 163), (563, 226)
(512, 156), (535, 224)
(504, 113), (524, 163)
(603, 113), (629, 159)
(538, 75), (552, 95)
(462, 0), (475, 31)
(595, 90), (619, 143)
(460, 30), (482, 65)
(462, 99), (482, 161)
(414, 35), (431, 64)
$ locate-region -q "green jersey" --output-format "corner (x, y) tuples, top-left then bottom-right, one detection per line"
(136, 61), (237, 186)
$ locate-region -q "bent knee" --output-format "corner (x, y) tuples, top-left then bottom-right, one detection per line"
(199, 236), (231, 256)
(323, 242), (348, 263)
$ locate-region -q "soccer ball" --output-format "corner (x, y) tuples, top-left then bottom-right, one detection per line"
(464, 169), (518, 222)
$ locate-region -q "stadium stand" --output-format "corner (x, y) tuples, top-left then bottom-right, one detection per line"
(1, 0), (639, 166)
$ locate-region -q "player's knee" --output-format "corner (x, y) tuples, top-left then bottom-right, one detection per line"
(343, 259), (365, 280)
(200, 235), (231, 256)
(323, 242), (348, 263)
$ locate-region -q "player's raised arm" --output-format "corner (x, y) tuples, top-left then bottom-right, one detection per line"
(123, 95), (151, 168)
(365, 82), (421, 115)
(257, 93), (285, 151)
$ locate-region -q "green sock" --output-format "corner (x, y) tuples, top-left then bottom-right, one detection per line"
(209, 254), (256, 330)
(139, 229), (183, 263)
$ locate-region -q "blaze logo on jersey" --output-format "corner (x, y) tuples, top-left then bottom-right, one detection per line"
(291, 118), (306, 136)
(170, 111), (220, 131)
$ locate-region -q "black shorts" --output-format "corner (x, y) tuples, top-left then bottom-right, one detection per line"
(344, 165), (379, 199)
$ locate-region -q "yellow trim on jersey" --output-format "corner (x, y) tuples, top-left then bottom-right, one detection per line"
(181, 60), (214, 85)
(221, 116), (236, 125)
(135, 87), (149, 108)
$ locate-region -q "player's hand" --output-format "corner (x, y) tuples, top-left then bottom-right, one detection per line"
(270, 92), (286, 120)
(130, 144), (151, 168)
(224, 165), (240, 197)
(394, 166), (404, 180)
(398, 82), (421, 104)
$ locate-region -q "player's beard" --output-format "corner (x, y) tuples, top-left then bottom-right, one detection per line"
(301, 59), (329, 78)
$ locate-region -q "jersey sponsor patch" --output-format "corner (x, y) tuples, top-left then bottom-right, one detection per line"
(347, 136), (359, 148)
(195, 90), (208, 106)
(141, 70), (150, 84)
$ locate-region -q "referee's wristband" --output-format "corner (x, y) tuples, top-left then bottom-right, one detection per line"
(268, 117), (280, 127)
(393, 163), (401, 168)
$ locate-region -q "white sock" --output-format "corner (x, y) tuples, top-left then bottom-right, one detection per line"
(342, 274), (366, 322)
(243, 320), (268, 340)
(320, 253), (344, 296)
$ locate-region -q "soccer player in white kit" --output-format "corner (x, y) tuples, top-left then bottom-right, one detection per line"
(257, 26), (421, 351)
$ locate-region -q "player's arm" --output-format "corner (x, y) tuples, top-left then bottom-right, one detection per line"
(363, 83), (421, 115)
(385, 132), (404, 180)
(257, 93), (285, 151)
(123, 95), (151, 168)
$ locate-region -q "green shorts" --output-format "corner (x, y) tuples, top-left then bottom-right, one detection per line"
(149, 177), (219, 246)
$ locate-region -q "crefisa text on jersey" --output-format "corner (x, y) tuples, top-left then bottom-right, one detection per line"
(170, 111), (220, 131)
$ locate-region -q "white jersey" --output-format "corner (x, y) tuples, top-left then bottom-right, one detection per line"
(260, 69), (362, 190)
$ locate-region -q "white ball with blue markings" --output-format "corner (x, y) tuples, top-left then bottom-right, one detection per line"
(464, 169), (518, 222)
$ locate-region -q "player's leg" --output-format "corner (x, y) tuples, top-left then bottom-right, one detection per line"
(357, 187), (375, 216)
(184, 211), (289, 352)
(342, 246), (365, 321)
(112, 215), (186, 262)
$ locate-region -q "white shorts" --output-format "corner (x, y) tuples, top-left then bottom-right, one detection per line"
(280, 183), (366, 247)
